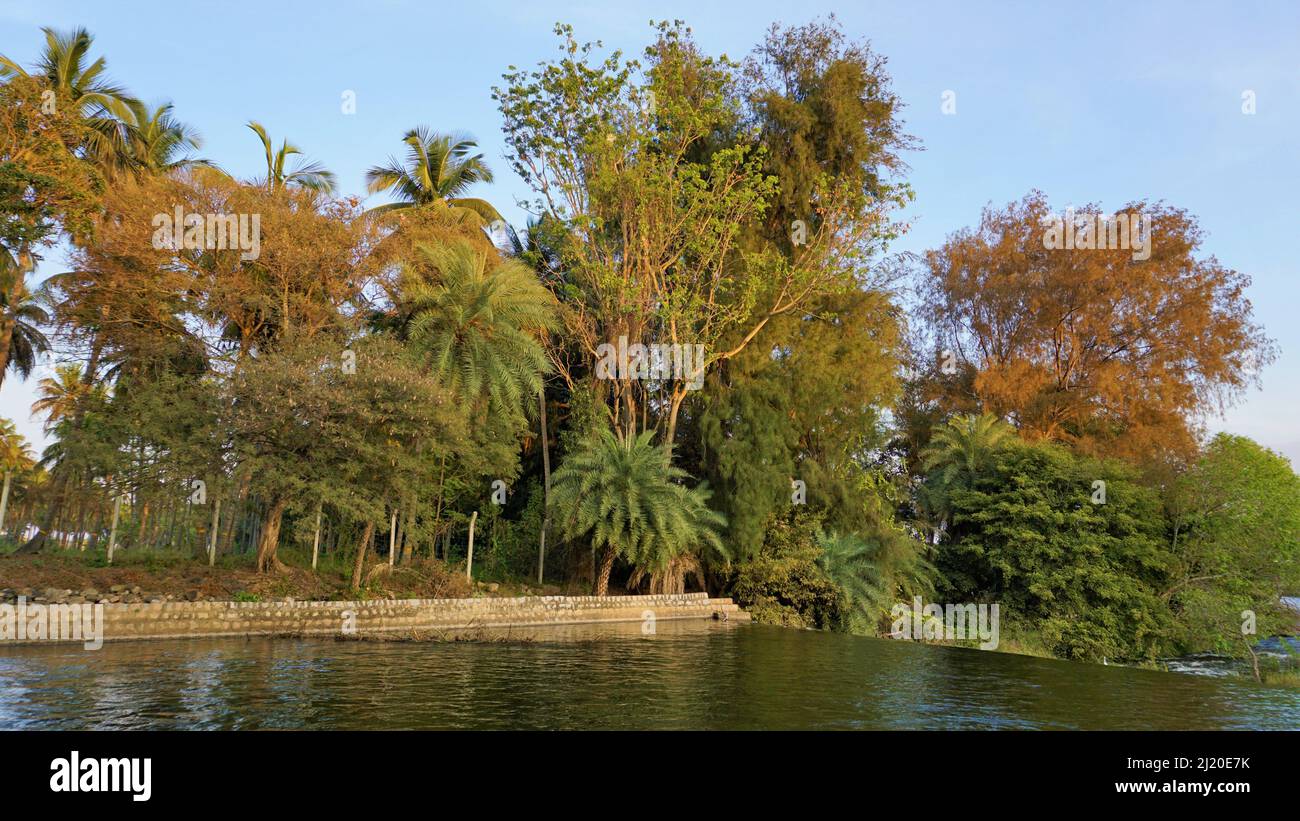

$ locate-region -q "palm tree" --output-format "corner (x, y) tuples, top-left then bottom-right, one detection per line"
(550, 428), (727, 596)
(365, 128), (500, 223)
(0, 418), (34, 536)
(919, 413), (1016, 539)
(0, 26), (140, 172)
(816, 530), (934, 632)
(0, 249), (51, 390)
(31, 363), (97, 432)
(246, 121), (336, 193)
(404, 240), (556, 417)
(127, 101), (211, 175)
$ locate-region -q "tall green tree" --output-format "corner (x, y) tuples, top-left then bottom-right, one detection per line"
(365, 128), (500, 223)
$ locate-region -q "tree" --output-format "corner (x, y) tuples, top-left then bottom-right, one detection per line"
(245, 121), (336, 194)
(816, 530), (934, 633)
(403, 240), (556, 420)
(933, 438), (1173, 661)
(1165, 434), (1300, 657)
(0, 26), (140, 173)
(494, 23), (778, 445)
(918, 412), (1016, 537)
(0, 417), (34, 534)
(228, 334), (467, 574)
(918, 191), (1275, 462)
(549, 428), (726, 596)
(0, 253), (51, 389)
(365, 128), (500, 223)
(126, 101), (209, 175)
(32, 363), (97, 431)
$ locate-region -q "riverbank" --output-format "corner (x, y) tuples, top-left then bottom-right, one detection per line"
(0, 591), (747, 646)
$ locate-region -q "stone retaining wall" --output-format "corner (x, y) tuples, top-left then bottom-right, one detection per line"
(1, 592), (748, 645)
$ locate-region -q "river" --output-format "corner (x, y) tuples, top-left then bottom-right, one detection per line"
(1, 621), (1296, 729)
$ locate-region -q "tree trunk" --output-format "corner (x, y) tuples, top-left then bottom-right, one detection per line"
(255, 497), (288, 573)
(106, 495), (123, 564)
(350, 520), (375, 591)
(387, 508), (397, 567)
(465, 510), (478, 580)
(594, 545), (616, 597)
(538, 386), (550, 584)
(208, 498), (222, 566)
(665, 386), (688, 449)
(0, 470), (11, 536)
(310, 505), (322, 570)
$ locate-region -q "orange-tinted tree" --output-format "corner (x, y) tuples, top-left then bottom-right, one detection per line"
(916, 191), (1274, 462)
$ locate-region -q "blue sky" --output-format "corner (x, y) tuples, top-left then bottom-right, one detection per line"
(2, 0), (1297, 464)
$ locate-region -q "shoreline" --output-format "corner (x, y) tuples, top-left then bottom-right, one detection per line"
(0, 592), (749, 647)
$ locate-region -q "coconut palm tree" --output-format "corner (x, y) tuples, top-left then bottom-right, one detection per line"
(246, 121), (336, 194)
(127, 101), (211, 175)
(919, 412), (1016, 539)
(31, 363), (97, 432)
(0, 249), (51, 390)
(365, 128), (500, 223)
(0, 26), (140, 173)
(0, 418), (34, 535)
(404, 240), (555, 417)
(550, 428), (727, 596)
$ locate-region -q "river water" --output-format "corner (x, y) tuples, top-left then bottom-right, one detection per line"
(1, 621), (1296, 729)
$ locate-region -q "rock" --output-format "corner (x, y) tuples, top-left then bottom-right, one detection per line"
(130, 586), (142, 595)
(148, 597), (164, 604)
(486, 583), (500, 593)
(41, 587), (63, 600)
(81, 588), (99, 599)
(110, 584), (128, 594)
(184, 590), (201, 602)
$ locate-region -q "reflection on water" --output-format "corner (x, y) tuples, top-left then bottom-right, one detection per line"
(1, 622), (1297, 730)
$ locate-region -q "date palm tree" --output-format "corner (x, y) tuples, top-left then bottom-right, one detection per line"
(403, 240), (555, 418)
(246, 120), (336, 194)
(365, 128), (500, 223)
(550, 428), (727, 596)
(0, 26), (140, 173)
(919, 412), (1016, 540)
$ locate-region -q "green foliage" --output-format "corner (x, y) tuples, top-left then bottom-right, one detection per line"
(727, 508), (844, 629)
(403, 240), (556, 422)
(550, 428), (726, 593)
(933, 437), (1173, 661)
(365, 127), (499, 223)
(1166, 434), (1300, 654)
